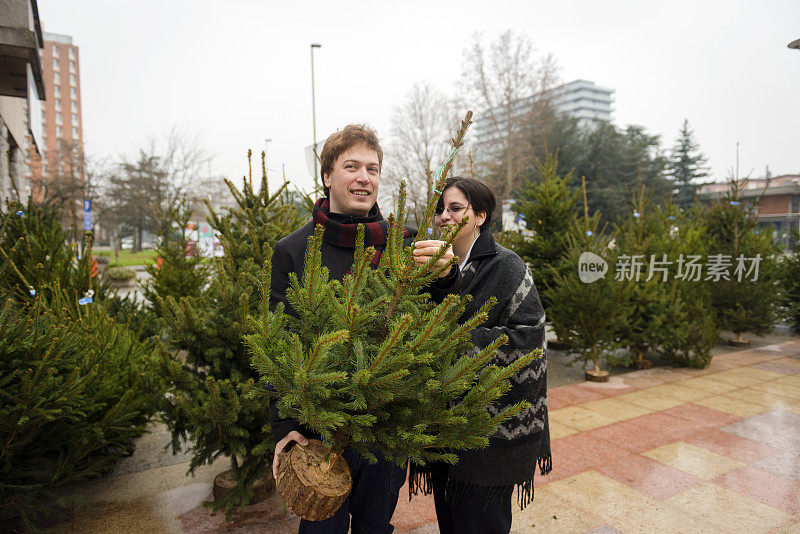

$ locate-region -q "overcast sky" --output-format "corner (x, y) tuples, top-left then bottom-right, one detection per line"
(38, 0), (800, 194)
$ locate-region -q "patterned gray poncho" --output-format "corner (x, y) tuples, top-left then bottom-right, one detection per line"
(410, 230), (551, 509)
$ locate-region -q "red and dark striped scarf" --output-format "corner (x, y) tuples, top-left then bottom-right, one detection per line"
(311, 198), (410, 266)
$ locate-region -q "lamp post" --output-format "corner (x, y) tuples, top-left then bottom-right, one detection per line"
(311, 43), (321, 190)
(264, 138), (272, 173)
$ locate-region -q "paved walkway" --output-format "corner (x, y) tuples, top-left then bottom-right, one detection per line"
(54, 340), (800, 533)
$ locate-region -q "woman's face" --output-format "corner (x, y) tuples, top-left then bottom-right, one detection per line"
(435, 186), (486, 237)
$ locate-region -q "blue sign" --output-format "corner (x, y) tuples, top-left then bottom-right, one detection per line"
(83, 199), (91, 232)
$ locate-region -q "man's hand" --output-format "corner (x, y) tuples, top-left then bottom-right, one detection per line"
(272, 431), (309, 479)
(413, 240), (456, 277)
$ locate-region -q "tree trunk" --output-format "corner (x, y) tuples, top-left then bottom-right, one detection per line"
(276, 439), (351, 521)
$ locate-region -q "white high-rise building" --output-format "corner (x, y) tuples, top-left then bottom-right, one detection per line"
(472, 79), (615, 150)
(548, 79), (614, 127)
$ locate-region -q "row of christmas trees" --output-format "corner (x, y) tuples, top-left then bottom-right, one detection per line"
(0, 152), (304, 526)
(0, 199), (163, 530)
(4, 142), (799, 527)
(507, 150), (796, 377)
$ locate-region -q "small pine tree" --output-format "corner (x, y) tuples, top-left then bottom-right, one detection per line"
(140, 201), (209, 319)
(703, 179), (781, 343)
(544, 179), (630, 378)
(668, 119), (709, 209)
(0, 198), (109, 307)
(614, 182), (690, 369)
(157, 151), (304, 517)
(654, 203), (718, 368)
(512, 149), (579, 312)
(780, 230), (800, 332)
(246, 114), (542, 513)
(0, 296), (160, 529)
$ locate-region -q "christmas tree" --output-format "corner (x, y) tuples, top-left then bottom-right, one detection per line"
(655, 203), (718, 368)
(780, 230), (800, 333)
(613, 182), (689, 369)
(246, 113), (542, 519)
(0, 292), (160, 529)
(544, 179), (629, 380)
(702, 179), (781, 345)
(512, 149), (579, 313)
(1, 196), (162, 529)
(157, 151), (304, 517)
(0, 198), (108, 307)
(667, 119), (709, 209)
(140, 201), (209, 319)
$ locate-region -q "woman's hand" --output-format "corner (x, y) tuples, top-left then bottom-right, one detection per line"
(413, 240), (455, 277)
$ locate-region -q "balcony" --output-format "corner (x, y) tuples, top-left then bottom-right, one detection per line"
(0, 0), (45, 99)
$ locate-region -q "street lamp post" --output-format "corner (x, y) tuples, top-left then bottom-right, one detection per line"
(311, 43), (321, 191)
(264, 138), (272, 173)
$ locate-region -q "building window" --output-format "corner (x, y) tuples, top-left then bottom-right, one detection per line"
(52, 45), (59, 56)
(70, 74), (76, 86)
(72, 127), (79, 138)
(69, 60), (76, 73)
(56, 126), (62, 138)
(69, 48), (75, 59)
(54, 85), (60, 95)
(55, 99), (61, 111)
(53, 58), (59, 70)
(70, 87), (77, 99)
(56, 113), (63, 125)
(71, 101), (77, 113)
(54, 72), (60, 84)
(72, 114), (78, 126)
(792, 195), (800, 214)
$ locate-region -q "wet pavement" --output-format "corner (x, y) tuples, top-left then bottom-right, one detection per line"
(52, 338), (800, 533)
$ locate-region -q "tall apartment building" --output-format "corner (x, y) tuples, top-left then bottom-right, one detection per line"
(473, 79), (615, 151)
(0, 0), (45, 205)
(548, 79), (614, 127)
(29, 31), (84, 204)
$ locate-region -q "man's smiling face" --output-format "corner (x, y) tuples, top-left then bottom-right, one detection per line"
(323, 143), (380, 217)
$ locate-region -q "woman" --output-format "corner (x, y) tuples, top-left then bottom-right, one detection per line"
(410, 176), (551, 534)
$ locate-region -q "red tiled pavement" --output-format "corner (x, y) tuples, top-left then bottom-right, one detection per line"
(597, 454), (705, 500)
(548, 384), (608, 410)
(713, 466), (800, 516)
(545, 433), (635, 484)
(575, 380), (640, 398)
(683, 429), (782, 464)
(582, 419), (676, 453)
(659, 403), (742, 431)
(392, 480), (437, 532)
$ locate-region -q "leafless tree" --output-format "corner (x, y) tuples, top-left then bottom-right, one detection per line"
(103, 126), (213, 250)
(461, 29), (560, 207)
(29, 138), (87, 239)
(381, 83), (468, 224)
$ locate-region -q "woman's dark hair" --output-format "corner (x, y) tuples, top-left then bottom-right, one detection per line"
(436, 176), (496, 231)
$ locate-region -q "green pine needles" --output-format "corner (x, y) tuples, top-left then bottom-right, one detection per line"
(247, 112), (543, 466)
(156, 151), (304, 517)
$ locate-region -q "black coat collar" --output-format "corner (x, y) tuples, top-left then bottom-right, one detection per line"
(464, 229), (498, 265)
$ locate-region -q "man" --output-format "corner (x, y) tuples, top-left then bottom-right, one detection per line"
(269, 124), (460, 533)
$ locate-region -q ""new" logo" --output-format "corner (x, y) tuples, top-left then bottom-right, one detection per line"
(578, 252), (608, 283)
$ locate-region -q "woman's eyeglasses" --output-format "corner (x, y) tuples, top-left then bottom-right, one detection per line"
(435, 204), (468, 216)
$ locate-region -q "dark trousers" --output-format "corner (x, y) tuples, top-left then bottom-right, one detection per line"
(299, 447), (406, 534)
(431, 463), (513, 534)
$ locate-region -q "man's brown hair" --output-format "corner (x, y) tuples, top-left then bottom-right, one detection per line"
(319, 124), (383, 196)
